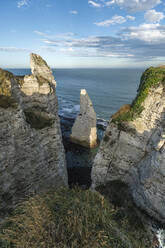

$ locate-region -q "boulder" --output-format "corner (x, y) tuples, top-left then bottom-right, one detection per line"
(0, 54), (67, 216)
(70, 89), (97, 148)
(91, 66), (165, 224)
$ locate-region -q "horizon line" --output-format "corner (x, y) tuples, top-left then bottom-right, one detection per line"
(2, 66), (146, 70)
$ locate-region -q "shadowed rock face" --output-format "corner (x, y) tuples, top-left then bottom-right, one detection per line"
(92, 66), (165, 224)
(70, 89), (97, 148)
(0, 54), (67, 215)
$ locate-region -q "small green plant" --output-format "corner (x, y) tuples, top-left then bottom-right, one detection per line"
(113, 66), (165, 122)
(0, 187), (152, 248)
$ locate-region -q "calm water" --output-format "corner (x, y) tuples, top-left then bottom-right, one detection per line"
(8, 68), (144, 120)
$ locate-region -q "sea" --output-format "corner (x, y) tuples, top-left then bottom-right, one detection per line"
(8, 68), (144, 121)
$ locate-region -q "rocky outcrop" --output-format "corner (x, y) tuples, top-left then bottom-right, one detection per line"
(0, 54), (67, 215)
(30, 53), (56, 87)
(91, 66), (165, 224)
(70, 89), (97, 148)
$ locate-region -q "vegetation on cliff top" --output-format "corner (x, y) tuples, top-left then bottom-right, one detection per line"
(112, 66), (165, 122)
(0, 69), (14, 96)
(0, 187), (152, 248)
(0, 69), (18, 108)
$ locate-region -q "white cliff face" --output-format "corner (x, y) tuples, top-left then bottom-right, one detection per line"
(91, 67), (165, 224)
(70, 89), (97, 148)
(130, 143), (165, 224)
(0, 54), (67, 215)
(22, 75), (53, 96)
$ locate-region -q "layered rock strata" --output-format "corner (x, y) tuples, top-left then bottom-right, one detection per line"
(0, 54), (67, 214)
(92, 66), (165, 224)
(70, 89), (97, 148)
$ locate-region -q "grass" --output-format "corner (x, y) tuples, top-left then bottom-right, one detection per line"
(97, 181), (154, 248)
(0, 187), (153, 248)
(112, 66), (165, 122)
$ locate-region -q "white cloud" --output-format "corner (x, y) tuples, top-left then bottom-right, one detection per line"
(98, 0), (161, 12)
(34, 30), (47, 36)
(116, 0), (161, 11)
(17, 0), (29, 8)
(34, 31), (76, 41)
(60, 47), (74, 52)
(69, 10), (78, 14)
(34, 24), (165, 61)
(0, 47), (30, 52)
(55, 32), (75, 39)
(126, 15), (135, 21)
(88, 0), (102, 8)
(121, 23), (165, 43)
(94, 15), (126, 26)
(144, 9), (164, 23)
(104, 0), (115, 6)
(41, 47), (56, 52)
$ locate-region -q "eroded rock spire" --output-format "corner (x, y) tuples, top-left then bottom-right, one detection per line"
(70, 89), (97, 148)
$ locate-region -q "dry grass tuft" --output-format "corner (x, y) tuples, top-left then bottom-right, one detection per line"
(0, 187), (152, 248)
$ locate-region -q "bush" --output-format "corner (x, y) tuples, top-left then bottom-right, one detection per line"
(0, 187), (152, 248)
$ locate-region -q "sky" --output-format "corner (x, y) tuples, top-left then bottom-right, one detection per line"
(1, 0), (165, 68)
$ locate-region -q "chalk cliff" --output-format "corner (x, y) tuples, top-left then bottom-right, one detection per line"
(0, 54), (67, 214)
(92, 66), (165, 224)
(70, 89), (97, 148)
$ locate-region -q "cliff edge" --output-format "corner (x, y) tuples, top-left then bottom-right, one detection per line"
(0, 54), (68, 215)
(91, 66), (165, 224)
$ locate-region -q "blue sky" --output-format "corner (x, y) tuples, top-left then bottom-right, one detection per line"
(1, 0), (165, 68)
